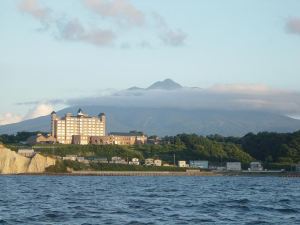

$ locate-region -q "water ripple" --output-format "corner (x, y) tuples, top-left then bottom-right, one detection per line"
(0, 176), (299, 224)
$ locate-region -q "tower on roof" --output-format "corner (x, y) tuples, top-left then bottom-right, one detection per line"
(77, 108), (84, 116)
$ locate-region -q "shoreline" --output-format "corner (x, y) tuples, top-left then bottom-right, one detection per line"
(0, 171), (299, 177)
(1, 170), (218, 176)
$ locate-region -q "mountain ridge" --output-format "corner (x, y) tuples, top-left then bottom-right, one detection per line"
(1, 105), (300, 137)
(128, 78), (183, 91)
(1, 79), (300, 137)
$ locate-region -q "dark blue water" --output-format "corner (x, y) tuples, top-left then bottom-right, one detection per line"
(0, 176), (299, 225)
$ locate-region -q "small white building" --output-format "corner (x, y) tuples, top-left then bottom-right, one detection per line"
(129, 158), (140, 165)
(250, 162), (263, 171)
(295, 163), (300, 172)
(190, 160), (209, 169)
(178, 160), (187, 168)
(162, 163), (171, 167)
(63, 155), (77, 161)
(111, 156), (127, 164)
(94, 157), (109, 163)
(226, 162), (241, 171)
(216, 166), (226, 171)
(154, 159), (162, 167)
(18, 149), (35, 158)
(145, 158), (154, 166)
(76, 157), (86, 163)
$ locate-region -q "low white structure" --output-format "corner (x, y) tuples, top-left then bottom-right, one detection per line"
(178, 160), (187, 168)
(76, 157), (86, 163)
(250, 162), (263, 171)
(190, 160), (208, 169)
(162, 163), (171, 167)
(226, 162), (241, 171)
(129, 158), (140, 165)
(145, 158), (154, 166)
(63, 155), (77, 161)
(154, 159), (162, 167)
(93, 157), (109, 163)
(111, 156), (127, 164)
(18, 149), (35, 158)
(296, 163), (300, 172)
(216, 166), (226, 171)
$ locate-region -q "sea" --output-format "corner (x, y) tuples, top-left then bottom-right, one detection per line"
(0, 176), (299, 225)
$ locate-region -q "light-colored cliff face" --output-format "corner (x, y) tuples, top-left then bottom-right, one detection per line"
(0, 145), (56, 174)
(27, 153), (56, 173)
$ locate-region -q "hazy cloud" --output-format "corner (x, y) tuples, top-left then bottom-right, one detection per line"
(18, 0), (187, 48)
(0, 113), (23, 126)
(16, 99), (65, 106)
(19, 0), (116, 46)
(286, 17), (300, 34)
(57, 18), (116, 46)
(209, 84), (274, 94)
(138, 40), (152, 48)
(6, 84), (300, 125)
(153, 13), (187, 46)
(0, 103), (54, 126)
(83, 0), (145, 27)
(25, 103), (54, 119)
(19, 0), (52, 28)
(159, 29), (187, 46)
(64, 84), (300, 115)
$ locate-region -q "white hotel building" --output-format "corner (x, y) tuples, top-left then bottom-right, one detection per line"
(51, 109), (106, 144)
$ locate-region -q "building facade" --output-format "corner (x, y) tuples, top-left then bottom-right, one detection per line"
(26, 133), (57, 145)
(145, 158), (154, 166)
(154, 159), (162, 166)
(178, 160), (187, 168)
(51, 109), (106, 144)
(90, 131), (147, 145)
(250, 162), (263, 171)
(109, 131), (148, 145)
(226, 162), (242, 171)
(189, 160), (209, 169)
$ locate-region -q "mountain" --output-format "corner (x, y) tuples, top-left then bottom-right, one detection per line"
(127, 86), (144, 91)
(128, 78), (182, 91)
(1, 79), (300, 137)
(147, 79), (182, 90)
(1, 105), (300, 137)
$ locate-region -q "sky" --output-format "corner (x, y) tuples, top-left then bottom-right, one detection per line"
(1, 0), (300, 125)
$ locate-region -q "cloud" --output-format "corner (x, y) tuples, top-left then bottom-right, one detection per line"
(18, 0), (51, 28)
(0, 113), (23, 126)
(5, 84), (300, 126)
(57, 18), (116, 46)
(19, 0), (116, 46)
(16, 99), (65, 106)
(138, 40), (152, 48)
(286, 17), (300, 34)
(64, 83), (300, 115)
(0, 103), (54, 126)
(25, 103), (54, 119)
(209, 84), (273, 94)
(18, 0), (187, 47)
(159, 29), (187, 46)
(153, 13), (187, 46)
(83, 0), (145, 27)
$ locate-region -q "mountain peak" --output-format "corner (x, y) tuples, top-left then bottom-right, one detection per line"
(147, 79), (182, 90)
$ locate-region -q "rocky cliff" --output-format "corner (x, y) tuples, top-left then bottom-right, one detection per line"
(0, 145), (56, 174)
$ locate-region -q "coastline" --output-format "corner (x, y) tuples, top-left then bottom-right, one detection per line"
(1, 170), (218, 176)
(1, 171), (299, 177)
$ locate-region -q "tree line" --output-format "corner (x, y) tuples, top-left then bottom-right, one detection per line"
(2, 131), (300, 166)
